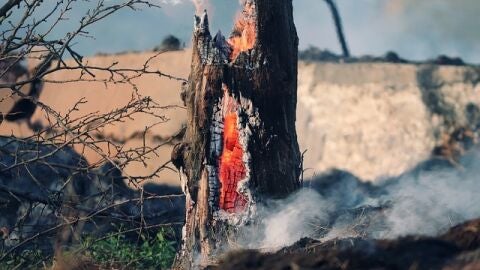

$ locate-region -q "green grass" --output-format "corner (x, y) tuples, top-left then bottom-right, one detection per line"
(82, 228), (177, 269)
(0, 228), (178, 270)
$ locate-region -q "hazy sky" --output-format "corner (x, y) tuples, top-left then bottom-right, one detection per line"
(7, 0), (480, 63)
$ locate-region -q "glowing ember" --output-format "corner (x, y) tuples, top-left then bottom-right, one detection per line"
(219, 113), (248, 213)
(228, 0), (256, 61)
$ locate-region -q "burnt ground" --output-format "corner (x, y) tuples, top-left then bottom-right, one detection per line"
(208, 131), (480, 270)
(210, 218), (480, 270)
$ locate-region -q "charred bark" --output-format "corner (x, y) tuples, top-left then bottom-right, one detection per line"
(172, 0), (301, 268)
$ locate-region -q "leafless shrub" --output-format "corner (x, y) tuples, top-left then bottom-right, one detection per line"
(0, 0), (186, 265)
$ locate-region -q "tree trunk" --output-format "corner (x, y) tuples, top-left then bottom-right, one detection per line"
(324, 0), (350, 58)
(171, 0), (301, 268)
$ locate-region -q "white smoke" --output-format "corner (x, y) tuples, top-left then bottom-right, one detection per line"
(380, 158), (480, 238)
(158, 0), (183, 4)
(238, 149), (480, 250)
(158, 0), (210, 13)
(190, 0), (208, 13)
(260, 189), (332, 248)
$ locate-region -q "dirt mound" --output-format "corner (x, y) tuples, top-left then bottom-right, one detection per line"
(211, 219), (480, 270)
(0, 50), (190, 186)
(442, 219), (480, 251)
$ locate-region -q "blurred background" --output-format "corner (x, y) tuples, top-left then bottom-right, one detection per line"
(3, 0), (480, 184)
(2, 1), (480, 268)
(22, 0), (480, 63)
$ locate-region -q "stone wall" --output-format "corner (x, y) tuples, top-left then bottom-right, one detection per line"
(298, 62), (480, 180)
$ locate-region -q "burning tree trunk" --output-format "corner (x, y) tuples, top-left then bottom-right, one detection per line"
(172, 0), (301, 267)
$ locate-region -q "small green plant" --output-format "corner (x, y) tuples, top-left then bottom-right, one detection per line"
(82, 228), (177, 269)
(0, 249), (49, 270)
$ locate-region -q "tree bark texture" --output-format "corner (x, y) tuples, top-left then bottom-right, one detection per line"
(172, 0), (301, 268)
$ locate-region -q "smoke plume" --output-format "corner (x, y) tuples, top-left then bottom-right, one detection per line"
(382, 0), (480, 62)
(237, 148), (480, 250)
(190, 0), (208, 13)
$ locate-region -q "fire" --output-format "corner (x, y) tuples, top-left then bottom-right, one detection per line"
(228, 0), (256, 61)
(219, 113), (248, 213)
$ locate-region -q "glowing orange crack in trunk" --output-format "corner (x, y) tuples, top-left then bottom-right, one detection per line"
(217, 0), (255, 213)
(218, 113), (248, 213)
(227, 0), (256, 61)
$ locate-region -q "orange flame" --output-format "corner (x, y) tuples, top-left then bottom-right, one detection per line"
(219, 113), (248, 213)
(228, 0), (256, 61)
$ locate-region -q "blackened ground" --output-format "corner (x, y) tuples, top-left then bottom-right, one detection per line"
(210, 218), (480, 270)
(209, 137), (480, 270)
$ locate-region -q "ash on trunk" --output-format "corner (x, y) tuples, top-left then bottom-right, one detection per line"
(172, 0), (301, 267)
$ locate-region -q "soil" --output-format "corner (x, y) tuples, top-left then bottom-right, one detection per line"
(210, 218), (480, 270)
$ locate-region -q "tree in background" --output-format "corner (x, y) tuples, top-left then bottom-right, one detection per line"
(324, 0), (350, 57)
(154, 35), (182, 52)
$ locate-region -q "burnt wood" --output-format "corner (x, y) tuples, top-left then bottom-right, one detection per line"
(172, 1), (301, 268)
